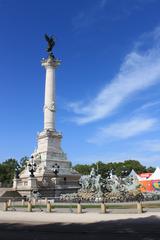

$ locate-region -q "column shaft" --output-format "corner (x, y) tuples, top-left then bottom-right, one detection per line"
(44, 66), (55, 130)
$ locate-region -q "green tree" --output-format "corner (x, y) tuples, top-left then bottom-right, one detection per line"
(74, 164), (91, 175)
(146, 166), (156, 173)
(91, 161), (109, 178)
(123, 160), (147, 174)
(73, 159), (150, 177)
(19, 156), (29, 171)
(0, 158), (19, 185)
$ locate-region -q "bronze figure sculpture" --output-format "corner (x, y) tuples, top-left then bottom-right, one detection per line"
(45, 34), (55, 57)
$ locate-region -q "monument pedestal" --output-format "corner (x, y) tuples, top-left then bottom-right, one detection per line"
(28, 177), (37, 189)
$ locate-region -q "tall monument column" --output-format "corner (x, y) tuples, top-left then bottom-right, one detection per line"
(42, 56), (60, 131)
(15, 34), (81, 198)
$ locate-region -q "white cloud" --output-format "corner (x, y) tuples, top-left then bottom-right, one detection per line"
(134, 100), (160, 114)
(69, 27), (160, 125)
(72, 0), (108, 31)
(140, 139), (160, 152)
(88, 117), (157, 144)
(139, 101), (160, 110)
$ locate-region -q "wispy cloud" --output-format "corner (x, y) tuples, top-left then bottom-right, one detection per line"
(72, 0), (108, 31)
(72, 0), (157, 30)
(140, 139), (160, 152)
(134, 100), (160, 114)
(87, 117), (157, 144)
(68, 27), (160, 125)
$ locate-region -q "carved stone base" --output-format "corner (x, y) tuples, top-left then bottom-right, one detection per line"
(15, 129), (81, 197)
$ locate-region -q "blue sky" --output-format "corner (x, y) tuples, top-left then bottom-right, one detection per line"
(0, 0), (160, 167)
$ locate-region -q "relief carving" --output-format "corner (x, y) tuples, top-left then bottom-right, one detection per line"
(44, 101), (56, 112)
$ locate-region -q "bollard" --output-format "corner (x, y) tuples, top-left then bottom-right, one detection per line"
(47, 201), (51, 213)
(22, 199), (25, 206)
(3, 202), (8, 211)
(137, 202), (143, 214)
(77, 203), (82, 214)
(27, 201), (32, 212)
(8, 199), (12, 207)
(101, 203), (106, 214)
(32, 198), (36, 206)
(45, 197), (48, 205)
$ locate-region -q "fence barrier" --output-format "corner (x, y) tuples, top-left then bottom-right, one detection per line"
(101, 203), (106, 214)
(8, 199), (12, 207)
(27, 201), (32, 212)
(47, 201), (51, 213)
(137, 202), (143, 213)
(3, 202), (8, 211)
(77, 203), (82, 214)
(0, 196), (159, 214)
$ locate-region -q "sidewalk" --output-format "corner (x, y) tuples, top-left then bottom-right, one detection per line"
(0, 211), (160, 240)
(0, 211), (160, 224)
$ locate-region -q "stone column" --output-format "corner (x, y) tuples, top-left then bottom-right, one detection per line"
(42, 56), (60, 131)
(13, 178), (18, 189)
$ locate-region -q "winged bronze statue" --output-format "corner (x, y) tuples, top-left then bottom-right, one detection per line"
(45, 34), (55, 53)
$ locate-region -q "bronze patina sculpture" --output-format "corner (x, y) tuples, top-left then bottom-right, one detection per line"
(45, 34), (55, 58)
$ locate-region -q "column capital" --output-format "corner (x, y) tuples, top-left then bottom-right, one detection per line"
(41, 55), (61, 69)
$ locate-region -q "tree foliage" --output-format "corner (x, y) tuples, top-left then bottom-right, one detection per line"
(0, 157), (156, 186)
(19, 156), (29, 170)
(0, 158), (19, 185)
(0, 156), (29, 186)
(74, 160), (155, 177)
(74, 164), (92, 175)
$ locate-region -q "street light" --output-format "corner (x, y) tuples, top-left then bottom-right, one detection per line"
(121, 166), (129, 178)
(28, 155), (37, 177)
(52, 163), (60, 176)
(15, 166), (20, 179)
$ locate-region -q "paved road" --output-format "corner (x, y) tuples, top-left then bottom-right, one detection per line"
(0, 212), (160, 240)
(0, 217), (160, 240)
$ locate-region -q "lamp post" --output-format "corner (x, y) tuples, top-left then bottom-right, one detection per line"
(119, 166), (129, 202)
(52, 163), (60, 176)
(96, 162), (99, 175)
(121, 166), (129, 178)
(15, 166), (20, 179)
(28, 155), (37, 177)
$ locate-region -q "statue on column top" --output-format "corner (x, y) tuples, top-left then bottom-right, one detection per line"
(45, 34), (55, 58)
